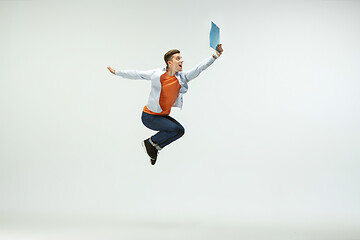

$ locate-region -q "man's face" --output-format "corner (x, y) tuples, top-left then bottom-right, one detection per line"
(168, 53), (183, 72)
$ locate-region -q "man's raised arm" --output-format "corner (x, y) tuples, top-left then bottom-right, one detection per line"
(182, 44), (223, 82)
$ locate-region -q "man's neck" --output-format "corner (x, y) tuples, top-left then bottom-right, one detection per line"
(166, 68), (177, 77)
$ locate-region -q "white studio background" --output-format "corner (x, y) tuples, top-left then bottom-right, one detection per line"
(1, 0), (360, 238)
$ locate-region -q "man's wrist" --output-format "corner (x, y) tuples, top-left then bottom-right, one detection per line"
(213, 53), (220, 59)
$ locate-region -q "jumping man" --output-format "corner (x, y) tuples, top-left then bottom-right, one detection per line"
(107, 44), (223, 165)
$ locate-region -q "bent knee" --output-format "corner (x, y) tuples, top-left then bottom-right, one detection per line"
(178, 126), (185, 137)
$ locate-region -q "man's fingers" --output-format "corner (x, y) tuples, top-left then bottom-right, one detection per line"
(218, 44), (223, 52)
(107, 66), (115, 74)
(216, 44), (223, 54)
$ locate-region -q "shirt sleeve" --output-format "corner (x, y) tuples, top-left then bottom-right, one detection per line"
(181, 56), (216, 82)
(115, 69), (156, 80)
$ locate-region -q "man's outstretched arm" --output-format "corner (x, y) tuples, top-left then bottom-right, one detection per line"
(182, 44), (224, 82)
(107, 66), (155, 80)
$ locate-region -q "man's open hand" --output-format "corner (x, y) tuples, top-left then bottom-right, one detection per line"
(107, 66), (115, 74)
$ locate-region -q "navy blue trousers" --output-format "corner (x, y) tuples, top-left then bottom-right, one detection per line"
(141, 111), (185, 148)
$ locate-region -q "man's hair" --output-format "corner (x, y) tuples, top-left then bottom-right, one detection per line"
(164, 49), (180, 67)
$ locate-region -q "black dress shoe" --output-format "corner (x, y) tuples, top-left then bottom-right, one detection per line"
(142, 139), (158, 165)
